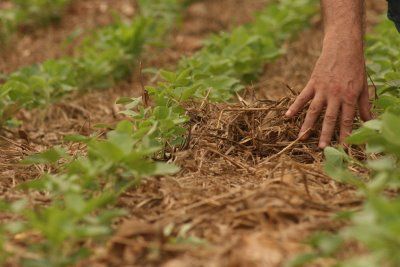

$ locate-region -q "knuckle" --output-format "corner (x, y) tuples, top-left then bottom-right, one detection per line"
(325, 114), (337, 124)
(297, 95), (308, 103)
(331, 86), (342, 95)
(308, 79), (316, 87)
(342, 118), (354, 127)
(313, 82), (324, 91)
(308, 105), (320, 115)
(343, 91), (358, 103)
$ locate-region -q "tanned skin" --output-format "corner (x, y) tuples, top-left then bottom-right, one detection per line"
(285, 0), (373, 148)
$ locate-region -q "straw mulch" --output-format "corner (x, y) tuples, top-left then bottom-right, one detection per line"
(103, 97), (362, 267)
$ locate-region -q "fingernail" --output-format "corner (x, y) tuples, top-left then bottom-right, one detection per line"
(285, 110), (292, 117)
(319, 142), (327, 149)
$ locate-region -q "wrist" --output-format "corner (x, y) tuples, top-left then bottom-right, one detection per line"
(324, 24), (364, 45)
(322, 31), (364, 56)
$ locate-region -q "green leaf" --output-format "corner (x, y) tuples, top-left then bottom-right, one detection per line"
(116, 97), (135, 105)
(160, 70), (176, 82)
(363, 120), (382, 131)
(381, 111), (400, 146)
(22, 147), (68, 165)
(324, 147), (349, 167)
(65, 194), (86, 214)
(153, 162), (180, 176)
(64, 134), (91, 143)
(10, 199), (28, 213)
(5, 221), (25, 234)
(89, 141), (125, 162)
(367, 157), (396, 171)
(346, 127), (376, 145)
(284, 253), (318, 267)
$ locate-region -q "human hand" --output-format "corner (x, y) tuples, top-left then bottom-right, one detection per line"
(285, 34), (373, 148)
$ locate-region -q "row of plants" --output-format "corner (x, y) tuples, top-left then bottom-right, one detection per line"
(0, 0), (188, 127)
(0, 0), (72, 45)
(288, 19), (400, 267)
(0, 0), (319, 266)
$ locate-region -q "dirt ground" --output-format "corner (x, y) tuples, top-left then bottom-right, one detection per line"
(0, 0), (268, 192)
(0, 0), (388, 266)
(0, 0), (139, 73)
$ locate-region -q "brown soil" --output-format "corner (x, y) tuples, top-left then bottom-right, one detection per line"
(0, 0), (388, 266)
(0, 0), (269, 189)
(0, 1), (273, 256)
(0, 0), (268, 74)
(0, 0), (137, 74)
(96, 2), (386, 266)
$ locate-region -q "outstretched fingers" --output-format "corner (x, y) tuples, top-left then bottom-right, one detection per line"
(286, 85), (314, 117)
(340, 102), (356, 144)
(285, 82), (370, 147)
(319, 100), (340, 148)
(299, 95), (325, 140)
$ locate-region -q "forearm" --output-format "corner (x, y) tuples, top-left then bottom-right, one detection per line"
(287, 0), (372, 148)
(321, 0), (364, 49)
